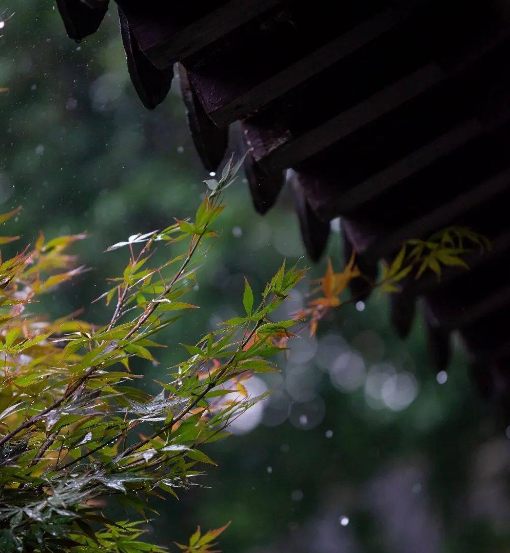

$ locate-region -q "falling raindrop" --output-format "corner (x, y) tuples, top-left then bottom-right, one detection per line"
(66, 97), (78, 110)
(291, 490), (303, 502)
(330, 218), (341, 232)
(339, 516), (349, 526)
(436, 371), (448, 385)
(290, 397), (325, 430)
(325, 429), (333, 438)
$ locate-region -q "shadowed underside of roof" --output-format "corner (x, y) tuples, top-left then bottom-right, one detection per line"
(55, 0), (510, 410)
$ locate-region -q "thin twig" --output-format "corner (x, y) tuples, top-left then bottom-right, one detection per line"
(116, 318), (262, 462)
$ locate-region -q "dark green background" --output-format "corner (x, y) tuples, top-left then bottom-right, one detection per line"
(1, 3), (509, 551)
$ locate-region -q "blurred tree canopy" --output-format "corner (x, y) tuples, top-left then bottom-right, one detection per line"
(1, 2), (510, 552)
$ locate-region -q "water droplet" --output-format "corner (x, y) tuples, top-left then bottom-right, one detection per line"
(355, 301), (365, 312)
(232, 226), (243, 238)
(267, 466), (273, 474)
(66, 97), (78, 110)
(330, 218), (341, 232)
(325, 429), (333, 438)
(339, 516), (349, 526)
(412, 483), (422, 494)
(291, 489), (303, 502)
(436, 371), (448, 385)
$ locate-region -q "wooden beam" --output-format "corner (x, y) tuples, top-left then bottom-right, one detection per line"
(189, 7), (403, 126)
(423, 300), (452, 372)
(118, 0), (284, 70)
(56, 0), (108, 41)
(251, 63), (446, 173)
(297, 61), (510, 222)
(445, 283), (510, 329)
(434, 0), (510, 72)
(336, 119), (482, 213)
(82, 0), (108, 8)
(366, 166), (510, 259)
(290, 171), (331, 262)
(341, 224), (379, 302)
(178, 64), (228, 172)
(390, 292), (416, 339)
(119, 7), (173, 110)
(240, 14), (510, 177)
(330, 63), (510, 214)
(243, 151), (284, 215)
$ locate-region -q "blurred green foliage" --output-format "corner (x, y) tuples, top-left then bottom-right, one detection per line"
(2, 2), (510, 552)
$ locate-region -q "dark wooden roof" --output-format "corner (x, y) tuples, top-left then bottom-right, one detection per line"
(55, 0), (510, 408)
